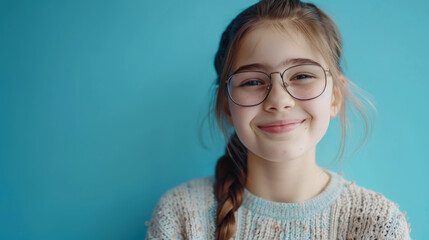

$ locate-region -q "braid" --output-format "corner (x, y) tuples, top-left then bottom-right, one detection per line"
(214, 133), (247, 240)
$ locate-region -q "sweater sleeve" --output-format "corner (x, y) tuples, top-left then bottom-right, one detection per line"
(384, 206), (411, 240)
(145, 189), (184, 240)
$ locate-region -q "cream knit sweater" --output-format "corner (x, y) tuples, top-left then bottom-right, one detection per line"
(145, 171), (411, 239)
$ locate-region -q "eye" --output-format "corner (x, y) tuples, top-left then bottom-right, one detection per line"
(291, 74), (314, 80)
(239, 79), (266, 87)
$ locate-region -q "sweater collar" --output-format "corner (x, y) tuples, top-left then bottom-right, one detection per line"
(241, 170), (345, 219)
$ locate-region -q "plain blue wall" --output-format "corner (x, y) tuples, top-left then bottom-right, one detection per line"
(1, 0), (428, 239)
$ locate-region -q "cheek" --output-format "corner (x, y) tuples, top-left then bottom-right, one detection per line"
(303, 90), (333, 135)
(229, 103), (254, 129)
(228, 103), (258, 144)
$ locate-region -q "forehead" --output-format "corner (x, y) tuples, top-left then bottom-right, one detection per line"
(233, 24), (326, 71)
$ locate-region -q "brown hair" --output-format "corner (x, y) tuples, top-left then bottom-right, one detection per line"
(213, 0), (372, 239)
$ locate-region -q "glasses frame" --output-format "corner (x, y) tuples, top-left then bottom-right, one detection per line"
(226, 63), (330, 107)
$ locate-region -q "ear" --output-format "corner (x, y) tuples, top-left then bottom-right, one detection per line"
(330, 76), (345, 118)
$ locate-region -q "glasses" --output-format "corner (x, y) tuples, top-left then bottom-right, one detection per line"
(226, 63), (329, 107)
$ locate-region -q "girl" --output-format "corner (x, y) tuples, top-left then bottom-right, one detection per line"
(146, 0), (410, 239)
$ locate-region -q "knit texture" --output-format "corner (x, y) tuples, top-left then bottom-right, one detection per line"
(145, 171), (411, 239)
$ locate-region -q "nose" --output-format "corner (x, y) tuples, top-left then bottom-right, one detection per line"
(263, 73), (295, 111)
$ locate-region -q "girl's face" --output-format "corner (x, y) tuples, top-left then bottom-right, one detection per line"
(226, 25), (342, 163)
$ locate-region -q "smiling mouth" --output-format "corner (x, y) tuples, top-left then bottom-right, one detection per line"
(258, 119), (305, 134)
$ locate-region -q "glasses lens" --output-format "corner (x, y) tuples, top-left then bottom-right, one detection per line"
(227, 71), (270, 106)
(282, 64), (326, 100)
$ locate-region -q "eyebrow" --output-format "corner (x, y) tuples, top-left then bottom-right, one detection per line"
(233, 58), (320, 73)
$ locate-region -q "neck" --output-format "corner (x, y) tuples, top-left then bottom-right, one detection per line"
(245, 149), (330, 203)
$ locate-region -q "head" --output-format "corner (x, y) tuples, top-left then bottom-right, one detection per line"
(213, 0), (371, 239)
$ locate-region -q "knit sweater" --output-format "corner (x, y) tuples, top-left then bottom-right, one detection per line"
(145, 171), (411, 239)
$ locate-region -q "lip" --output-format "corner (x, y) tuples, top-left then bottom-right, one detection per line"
(258, 119), (305, 134)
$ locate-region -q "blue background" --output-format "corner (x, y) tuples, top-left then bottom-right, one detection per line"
(1, 0), (428, 239)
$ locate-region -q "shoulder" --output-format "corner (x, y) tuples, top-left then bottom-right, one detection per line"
(340, 179), (403, 218)
(152, 176), (217, 215)
(145, 177), (216, 239)
(162, 176), (217, 209)
(334, 178), (411, 239)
